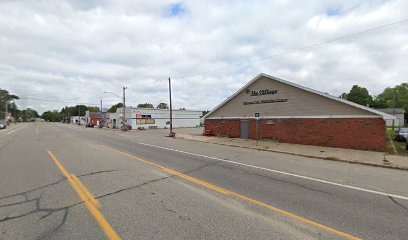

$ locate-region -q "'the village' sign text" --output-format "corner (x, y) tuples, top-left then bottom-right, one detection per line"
(246, 88), (278, 96)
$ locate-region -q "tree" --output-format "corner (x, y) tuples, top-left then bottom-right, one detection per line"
(87, 106), (100, 112)
(9, 102), (21, 121)
(179, 107), (186, 110)
(107, 103), (123, 113)
(343, 85), (373, 106)
(0, 89), (19, 103)
(42, 110), (62, 122)
(21, 108), (39, 122)
(0, 89), (19, 119)
(137, 103), (154, 108)
(375, 83), (408, 119)
(57, 105), (88, 119)
(202, 110), (210, 116)
(370, 96), (387, 109)
(157, 103), (169, 109)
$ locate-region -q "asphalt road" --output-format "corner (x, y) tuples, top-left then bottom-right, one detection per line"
(0, 123), (407, 240)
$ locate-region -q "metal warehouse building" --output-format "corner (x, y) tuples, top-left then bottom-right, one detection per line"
(203, 73), (394, 151)
(112, 107), (202, 129)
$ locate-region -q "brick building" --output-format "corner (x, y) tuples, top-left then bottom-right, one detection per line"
(203, 73), (394, 151)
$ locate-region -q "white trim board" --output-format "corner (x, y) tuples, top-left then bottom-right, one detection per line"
(206, 115), (383, 120)
(204, 73), (396, 120)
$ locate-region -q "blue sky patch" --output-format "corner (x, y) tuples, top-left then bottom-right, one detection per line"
(169, 3), (186, 17)
(326, 7), (341, 16)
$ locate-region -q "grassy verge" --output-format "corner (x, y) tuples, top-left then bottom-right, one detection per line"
(386, 128), (408, 156)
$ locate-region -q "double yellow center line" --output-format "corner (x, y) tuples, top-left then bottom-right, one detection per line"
(47, 151), (120, 240)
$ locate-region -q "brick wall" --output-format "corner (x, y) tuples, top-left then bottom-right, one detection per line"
(205, 119), (241, 138)
(204, 118), (386, 151)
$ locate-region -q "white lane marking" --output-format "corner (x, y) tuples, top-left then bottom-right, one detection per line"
(6, 125), (28, 135)
(138, 142), (408, 201)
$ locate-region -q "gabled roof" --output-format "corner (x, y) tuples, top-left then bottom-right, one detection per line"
(204, 73), (396, 120)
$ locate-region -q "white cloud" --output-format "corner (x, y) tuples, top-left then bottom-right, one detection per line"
(0, 0), (407, 114)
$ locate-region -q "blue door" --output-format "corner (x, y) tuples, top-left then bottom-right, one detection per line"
(240, 120), (249, 139)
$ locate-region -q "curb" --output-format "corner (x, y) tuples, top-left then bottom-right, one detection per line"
(175, 136), (408, 171)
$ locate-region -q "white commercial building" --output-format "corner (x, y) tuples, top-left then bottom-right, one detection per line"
(377, 108), (406, 127)
(111, 107), (203, 129)
(70, 116), (86, 125)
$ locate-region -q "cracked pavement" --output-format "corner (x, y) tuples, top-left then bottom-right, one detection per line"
(1, 123), (408, 239)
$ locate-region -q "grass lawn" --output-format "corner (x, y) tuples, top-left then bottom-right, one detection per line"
(386, 128), (408, 155)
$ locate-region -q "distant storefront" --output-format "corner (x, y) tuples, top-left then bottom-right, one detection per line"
(112, 107), (202, 129)
(70, 116), (86, 125)
(85, 111), (107, 126)
(203, 73), (395, 152)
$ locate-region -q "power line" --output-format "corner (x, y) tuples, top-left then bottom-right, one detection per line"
(174, 17), (408, 79)
(18, 97), (99, 106)
(17, 97), (122, 109)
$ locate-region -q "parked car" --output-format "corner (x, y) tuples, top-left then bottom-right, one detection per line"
(0, 120), (6, 129)
(121, 123), (131, 131)
(86, 123), (94, 128)
(395, 128), (408, 141)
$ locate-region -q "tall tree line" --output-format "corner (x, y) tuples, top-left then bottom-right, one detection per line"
(0, 89), (39, 122)
(376, 83), (408, 110)
(341, 82), (408, 117)
(42, 105), (100, 122)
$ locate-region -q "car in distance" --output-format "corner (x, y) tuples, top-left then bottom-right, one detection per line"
(0, 120), (6, 129)
(395, 128), (408, 141)
(86, 123), (94, 128)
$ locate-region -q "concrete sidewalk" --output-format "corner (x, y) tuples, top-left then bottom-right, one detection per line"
(176, 134), (408, 170)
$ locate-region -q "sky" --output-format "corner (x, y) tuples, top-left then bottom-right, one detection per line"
(0, 0), (407, 114)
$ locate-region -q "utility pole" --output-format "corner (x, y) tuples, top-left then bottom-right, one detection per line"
(255, 113), (260, 146)
(123, 86), (127, 129)
(77, 105), (80, 125)
(392, 90), (397, 130)
(64, 106), (66, 123)
(4, 100), (8, 124)
(100, 99), (103, 127)
(168, 77), (173, 136)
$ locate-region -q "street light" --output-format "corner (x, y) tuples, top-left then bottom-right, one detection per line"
(392, 89), (399, 130)
(168, 77), (174, 137)
(104, 91), (121, 99)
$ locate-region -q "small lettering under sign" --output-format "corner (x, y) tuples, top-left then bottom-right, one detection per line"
(243, 98), (288, 105)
